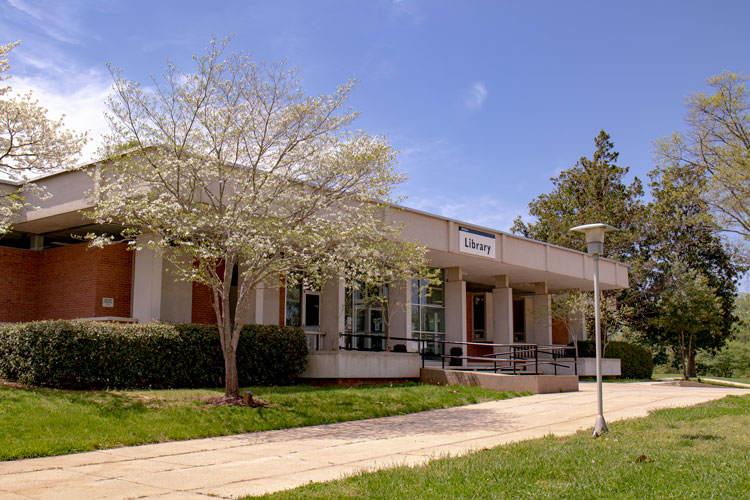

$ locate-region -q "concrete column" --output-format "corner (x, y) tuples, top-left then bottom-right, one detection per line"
(485, 292), (494, 341)
(243, 287), (263, 325)
(492, 274), (513, 348)
(159, 258), (192, 323)
(444, 267), (466, 365)
(261, 285), (280, 326)
(319, 277), (345, 351)
(530, 282), (552, 345)
(30, 235), (44, 251)
(132, 234), (163, 323)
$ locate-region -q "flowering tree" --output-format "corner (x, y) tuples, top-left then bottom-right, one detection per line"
(0, 41), (86, 234)
(91, 38), (428, 398)
(551, 289), (631, 355)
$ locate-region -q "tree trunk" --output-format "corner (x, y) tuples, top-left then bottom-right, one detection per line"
(223, 346), (240, 397)
(688, 333), (697, 378)
(679, 329), (687, 380)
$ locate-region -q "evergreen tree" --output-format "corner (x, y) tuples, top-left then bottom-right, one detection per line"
(512, 130), (645, 261)
(512, 130), (743, 363)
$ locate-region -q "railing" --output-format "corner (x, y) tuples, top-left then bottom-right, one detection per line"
(305, 332), (325, 351)
(337, 333), (577, 376)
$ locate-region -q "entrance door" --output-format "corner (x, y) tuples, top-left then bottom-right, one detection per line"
(466, 292), (493, 361)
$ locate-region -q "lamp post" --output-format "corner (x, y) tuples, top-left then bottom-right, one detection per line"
(570, 223), (617, 438)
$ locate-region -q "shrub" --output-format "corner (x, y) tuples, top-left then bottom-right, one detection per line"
(0, 321), (307, 389)
(574, 340), (654, 379)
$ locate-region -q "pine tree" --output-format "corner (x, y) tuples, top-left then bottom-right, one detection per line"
(511, 130), (645, 261)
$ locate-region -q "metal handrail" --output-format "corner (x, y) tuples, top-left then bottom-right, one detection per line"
(336, 333), (578, 375)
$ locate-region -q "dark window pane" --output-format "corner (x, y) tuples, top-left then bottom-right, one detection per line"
(473, 295), (485, 331)
(305, 294), (320, 327)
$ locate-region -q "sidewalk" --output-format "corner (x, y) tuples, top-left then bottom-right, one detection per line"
(1, 381), (747, 500)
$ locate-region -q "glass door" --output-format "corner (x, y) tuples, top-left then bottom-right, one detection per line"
(472, 293), (486, 340)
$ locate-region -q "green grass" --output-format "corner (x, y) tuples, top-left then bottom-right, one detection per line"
(250, 395), (750, 500)
(0, 382), (522, 461)
(651, 373), (750, 386)
(700, 375), (750, 385)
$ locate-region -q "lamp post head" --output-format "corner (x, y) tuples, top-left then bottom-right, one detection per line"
(570, 223), (618, 255)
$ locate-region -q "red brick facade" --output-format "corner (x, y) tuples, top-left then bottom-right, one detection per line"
(0, 242), (133, 322)
(191, 282), (216, 324)
(0, 247), (40, 322)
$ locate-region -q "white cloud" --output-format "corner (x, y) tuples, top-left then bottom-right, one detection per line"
(464, 81), (487, 112)
(403, 193), (525, 233)
(388, 0), (425, 24)
(6, 0), (90, 44)
(8, 67), (112, 164)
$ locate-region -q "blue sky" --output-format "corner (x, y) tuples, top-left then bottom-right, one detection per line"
(2, 0), (750, 232)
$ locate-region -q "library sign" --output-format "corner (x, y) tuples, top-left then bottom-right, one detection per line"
(459, 226), (496, 258)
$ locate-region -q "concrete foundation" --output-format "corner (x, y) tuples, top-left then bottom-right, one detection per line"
(420, 367), (579, 394)
(537, 357), (621, 377)
(300, 351), (421, 379)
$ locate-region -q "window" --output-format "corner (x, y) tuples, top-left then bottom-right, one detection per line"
(411, 269), (445, 355)
(345, 284), (387, 350)
(285, 275), (319, 330)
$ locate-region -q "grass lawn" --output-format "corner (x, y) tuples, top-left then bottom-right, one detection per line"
(250, 394), (750, 500)
(700, 375), (750, 385)
(0, 382), (521, 461)
(652, 373), (750, 385)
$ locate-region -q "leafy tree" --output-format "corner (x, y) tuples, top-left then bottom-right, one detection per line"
(512, 130), (645, 261)
(701, 293), (750, 377)
(652, 263), (724, 380)
(513, 131), (645, 344)
(91, 38), (429, 399)
(511, 129), (742, 365)
(0, 41), (86, 234)
(655, 72), (750, 243)
(624, 159), (745, 372)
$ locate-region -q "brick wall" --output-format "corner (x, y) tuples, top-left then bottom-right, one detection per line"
(191, 283), (216, 324)
(93, 244), (133, 318)
(0, 247), (40, 322)
(0, 242), (133, 322)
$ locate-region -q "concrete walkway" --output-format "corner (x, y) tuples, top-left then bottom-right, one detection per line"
(1, 381), (747, 500)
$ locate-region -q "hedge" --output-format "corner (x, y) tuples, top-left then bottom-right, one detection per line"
(0, 321), (307, 389)
(574, 340), (654, 379)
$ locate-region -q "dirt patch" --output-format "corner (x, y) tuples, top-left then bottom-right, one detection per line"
(0, 379), (31, 390)
(658, 380), (718, 388)
(198, 395), (272, 408)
